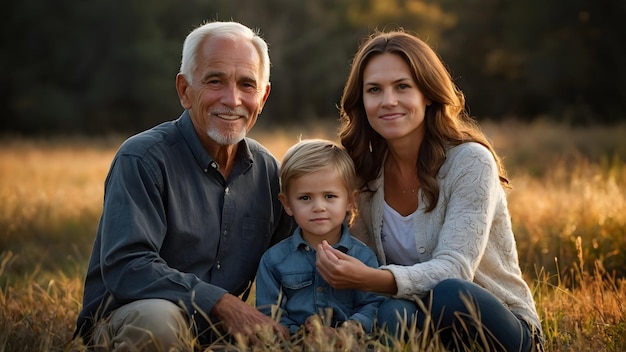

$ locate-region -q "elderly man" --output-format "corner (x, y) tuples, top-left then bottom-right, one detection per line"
(74, 21), (294, 351)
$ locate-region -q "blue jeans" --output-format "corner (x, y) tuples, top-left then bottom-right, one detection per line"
(377, 278), (536, 352)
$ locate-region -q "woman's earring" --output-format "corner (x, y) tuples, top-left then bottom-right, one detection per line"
(368, 141), (373, 153)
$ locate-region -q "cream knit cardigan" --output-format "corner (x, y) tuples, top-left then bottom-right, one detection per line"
(351, 142), (542, 332)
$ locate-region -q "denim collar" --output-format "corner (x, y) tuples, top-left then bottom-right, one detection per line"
(290, 223), (351, 254)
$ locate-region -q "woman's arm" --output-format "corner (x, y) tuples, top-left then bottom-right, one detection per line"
(383, 143), (501, 298)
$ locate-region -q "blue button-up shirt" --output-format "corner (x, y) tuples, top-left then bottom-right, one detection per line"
(75, 110), (294, 339)
(255, 224), (384, 334)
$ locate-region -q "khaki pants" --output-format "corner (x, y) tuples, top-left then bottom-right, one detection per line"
(92, 299), (192, 352)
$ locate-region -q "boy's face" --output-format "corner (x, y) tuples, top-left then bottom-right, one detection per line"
(279, 166), (355, 246)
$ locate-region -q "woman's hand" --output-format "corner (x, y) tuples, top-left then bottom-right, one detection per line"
(316, 240), (369, 290)
(316, 240), (398, 294)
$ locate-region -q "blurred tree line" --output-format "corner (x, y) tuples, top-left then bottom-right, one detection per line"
(1, 0), (624, 135)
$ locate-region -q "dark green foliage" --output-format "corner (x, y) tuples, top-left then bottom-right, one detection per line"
(1, 0), (624, 135)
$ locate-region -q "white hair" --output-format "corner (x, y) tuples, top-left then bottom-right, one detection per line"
(179, 21), (270, 87)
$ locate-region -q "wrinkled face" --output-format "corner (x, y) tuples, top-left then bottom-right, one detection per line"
(362, 53), (431, 143)
(280, 167), (354, 245)
(177, 36), (270, 147)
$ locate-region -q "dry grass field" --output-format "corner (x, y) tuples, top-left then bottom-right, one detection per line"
(1, 120), (625, 351)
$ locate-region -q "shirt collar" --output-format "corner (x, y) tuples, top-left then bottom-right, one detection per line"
(176, 110), (254, 174)
(291, 224), (351, 254)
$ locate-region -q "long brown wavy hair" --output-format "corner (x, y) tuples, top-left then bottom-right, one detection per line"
(339, 29), (509, 212)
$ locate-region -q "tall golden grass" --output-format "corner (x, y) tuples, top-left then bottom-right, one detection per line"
(1, 121), (625, 351)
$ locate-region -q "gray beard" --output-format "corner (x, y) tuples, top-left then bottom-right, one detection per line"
(207, 128), (247, 146)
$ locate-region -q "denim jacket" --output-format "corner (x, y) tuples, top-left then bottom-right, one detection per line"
(256, 224), (384, 334)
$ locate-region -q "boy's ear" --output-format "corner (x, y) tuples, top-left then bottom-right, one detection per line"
(345, 190), (359, 226)
(350, 190), (359, 208)
(279, 193), (293, 216)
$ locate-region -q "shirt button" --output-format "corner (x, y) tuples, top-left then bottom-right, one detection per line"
(225, 187), (229, 194)
(304, 246), (310, 252)
(210, 162), (218, 169)
(418, 246), (426, 254)
(216, 262), (221, 269)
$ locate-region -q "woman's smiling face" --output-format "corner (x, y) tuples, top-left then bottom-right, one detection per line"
(362, 53), (431, 143)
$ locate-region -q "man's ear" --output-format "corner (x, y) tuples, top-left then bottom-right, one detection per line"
(176, 73), (192, 109)
(258, 82), (271, 113)
(279, 193), (293, 216)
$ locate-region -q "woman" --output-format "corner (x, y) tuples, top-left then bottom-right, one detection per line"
(316, 29), (544, 351)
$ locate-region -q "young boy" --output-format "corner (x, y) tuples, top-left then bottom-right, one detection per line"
(255, 139), (384, 336)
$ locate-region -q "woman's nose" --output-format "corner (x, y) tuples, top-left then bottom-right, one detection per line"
(381, 89), (398, 107)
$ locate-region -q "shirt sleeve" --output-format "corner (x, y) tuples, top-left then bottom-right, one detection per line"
(347, 248), (385, 332)
(99, 153), (227, 320)
(382, 144), (501, 298)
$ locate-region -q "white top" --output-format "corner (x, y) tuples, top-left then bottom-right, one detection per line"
(350, 142), (541, 332)
(381, 202), (420, 265)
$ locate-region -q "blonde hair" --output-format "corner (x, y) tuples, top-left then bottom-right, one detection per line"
(280, 139), (357, 193)
(280, 139), (358, 222)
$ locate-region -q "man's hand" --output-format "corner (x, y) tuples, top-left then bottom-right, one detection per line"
(211, 293), (288, 344)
